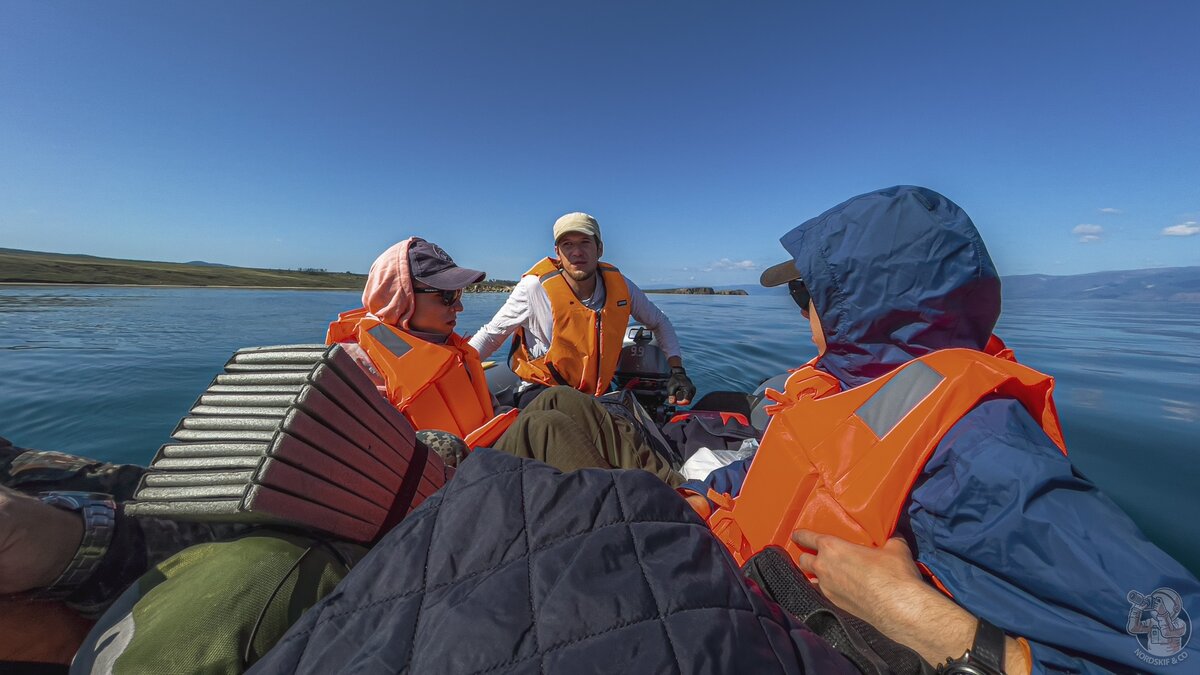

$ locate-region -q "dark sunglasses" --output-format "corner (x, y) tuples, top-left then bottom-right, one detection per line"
(788, 279), (811, 315)
(414, 287), (463, 306)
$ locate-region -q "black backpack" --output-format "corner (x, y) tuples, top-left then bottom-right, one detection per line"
(742, 546), (937, 675)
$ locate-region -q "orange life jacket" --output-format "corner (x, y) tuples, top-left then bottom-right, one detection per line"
(707, 337), (1067, 565)
(510, 258), (632, 396)
(326, 309), (516, 448)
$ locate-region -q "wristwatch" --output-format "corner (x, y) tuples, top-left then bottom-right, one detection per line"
(36, 491), (116, 599)
(938, 618), (1006, 675)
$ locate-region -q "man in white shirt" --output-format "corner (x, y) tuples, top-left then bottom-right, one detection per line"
(470, 212), (694, 408)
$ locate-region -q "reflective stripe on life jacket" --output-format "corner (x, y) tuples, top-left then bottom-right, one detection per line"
(707, 337), (1066, 565)
(326, 309), (514, 445)
(510, 257), (632, 396)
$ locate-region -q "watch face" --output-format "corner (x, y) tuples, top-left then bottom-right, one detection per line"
(940, 656), (1003, 675)
(942, 665), (989, 675)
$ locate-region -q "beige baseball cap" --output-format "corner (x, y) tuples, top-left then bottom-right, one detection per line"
(759, 259), (803, 287)
(553, 212), (602, 247)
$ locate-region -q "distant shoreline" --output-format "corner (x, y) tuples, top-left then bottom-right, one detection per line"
(9, 247), (1196, 301)
(0, 281), (752, 296)
(0, 249), (745, 295)
(0, 281), (361, 291)
(643, 287), (749, 296)
(0, 281), (529, 293)
(1, 247), (368, 290)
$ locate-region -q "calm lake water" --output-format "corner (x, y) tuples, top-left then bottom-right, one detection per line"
(1, 285), (1197, 573)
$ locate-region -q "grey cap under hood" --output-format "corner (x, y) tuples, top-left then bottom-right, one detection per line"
(780, 185), (1002, 387)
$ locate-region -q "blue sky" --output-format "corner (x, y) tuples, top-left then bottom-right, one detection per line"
(1, 1), (1197, 285)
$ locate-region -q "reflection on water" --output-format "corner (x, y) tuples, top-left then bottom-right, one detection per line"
(1163, 399), (1200, 423)
(0, 289), (122, 312)
(1069, 387), (1107, 410)
(0, 287), (1197, 572)
(1, 343), (113, 351)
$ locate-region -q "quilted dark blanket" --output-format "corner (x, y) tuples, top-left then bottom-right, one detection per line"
(249, 449), (855, 674)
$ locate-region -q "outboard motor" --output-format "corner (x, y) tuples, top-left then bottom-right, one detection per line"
(613, 326), (675, 423)
(484, 352), (522, 410)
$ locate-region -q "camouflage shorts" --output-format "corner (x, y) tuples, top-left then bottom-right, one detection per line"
(416, 430), (468, 471)
(0, 436), (146, 499)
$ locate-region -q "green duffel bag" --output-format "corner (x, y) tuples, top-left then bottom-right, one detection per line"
(71, 529), (366, 675)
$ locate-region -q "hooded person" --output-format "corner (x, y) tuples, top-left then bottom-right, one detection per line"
(326, 237), (518, 449)
(683, 186), (1200, 674)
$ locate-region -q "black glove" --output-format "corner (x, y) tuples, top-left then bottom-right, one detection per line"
(666, 366), (695, 405)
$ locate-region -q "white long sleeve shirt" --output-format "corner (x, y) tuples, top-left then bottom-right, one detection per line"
(468, 273), (683, 361)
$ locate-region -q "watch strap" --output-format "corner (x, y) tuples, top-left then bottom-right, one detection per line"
(971, 618), (1006, 674)
(36, 492), (116, 599)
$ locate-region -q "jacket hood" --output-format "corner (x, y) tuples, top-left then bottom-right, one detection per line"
(781, 186), (1001, 387)
(362, 238), (418, 329)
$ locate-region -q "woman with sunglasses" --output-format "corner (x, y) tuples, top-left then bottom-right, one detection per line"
(327, 237), (518, 451)
(327, 238), (681, 485)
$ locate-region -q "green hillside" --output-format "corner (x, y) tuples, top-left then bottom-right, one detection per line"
(0, 248), (365, 289)
(0, 248), (522, 293)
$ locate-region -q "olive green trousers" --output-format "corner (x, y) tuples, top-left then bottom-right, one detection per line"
(494, 386), (683, 487)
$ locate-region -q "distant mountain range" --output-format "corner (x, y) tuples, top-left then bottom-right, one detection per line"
(1002, 267), (1200, 302)
(654, 266), (1200, 302)
(183, 260), (235, 268)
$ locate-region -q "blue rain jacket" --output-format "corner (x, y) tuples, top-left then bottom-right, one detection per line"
(684, 186), (1199, 674)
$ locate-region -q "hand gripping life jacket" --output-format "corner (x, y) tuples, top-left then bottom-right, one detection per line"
(326, 309), (516, 448)
(707, 337), (1067, 565)
(510, 258), (632, 396)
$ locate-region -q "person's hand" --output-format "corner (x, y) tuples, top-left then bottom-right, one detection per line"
(791, 529), (1032, 675)
(790, 530), (927, 630)
(683, 492), (712, 519)
(0, 485), (84, 594)
(666, 367), (695, 406)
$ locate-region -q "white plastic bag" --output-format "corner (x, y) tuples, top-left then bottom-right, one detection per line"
(681, 438), (759, 481)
